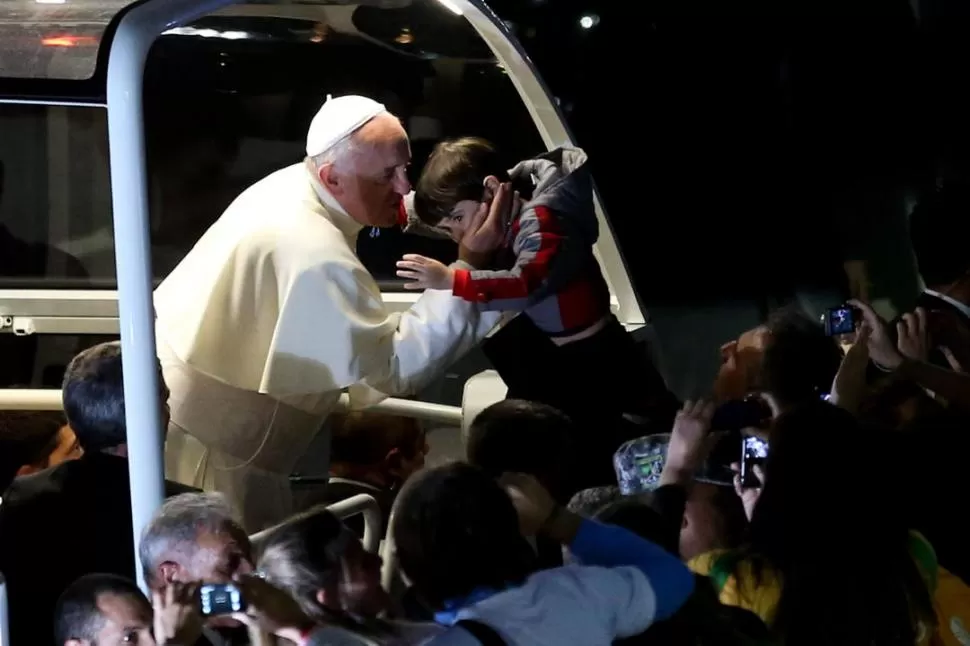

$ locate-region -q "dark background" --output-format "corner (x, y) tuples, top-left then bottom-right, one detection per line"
(487, 0), (970, 307)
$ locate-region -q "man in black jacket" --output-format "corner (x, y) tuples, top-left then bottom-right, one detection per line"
(0, 342), (196, 646)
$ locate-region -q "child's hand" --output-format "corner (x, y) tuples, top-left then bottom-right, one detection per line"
(396, 254), (455, 290)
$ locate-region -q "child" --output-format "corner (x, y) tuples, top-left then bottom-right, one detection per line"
(397, 137), (609, 341)
(397, 138), (678, 478)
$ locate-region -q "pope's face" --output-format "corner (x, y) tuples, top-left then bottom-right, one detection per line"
(334, 114), (412, 228)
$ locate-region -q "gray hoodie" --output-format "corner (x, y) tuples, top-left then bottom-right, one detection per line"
(448, 146), (608, 336)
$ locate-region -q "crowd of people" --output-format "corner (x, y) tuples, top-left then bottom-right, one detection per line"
(0, 94), (968, 645)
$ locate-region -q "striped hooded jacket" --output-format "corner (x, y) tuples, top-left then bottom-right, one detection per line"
(403, 147), (609, 337)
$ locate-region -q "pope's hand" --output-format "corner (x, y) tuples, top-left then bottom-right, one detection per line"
(396, 254), (455, 290)
(459, 181), (513, 268)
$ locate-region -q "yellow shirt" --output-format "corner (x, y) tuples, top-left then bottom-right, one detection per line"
(688, 532), (950, 646)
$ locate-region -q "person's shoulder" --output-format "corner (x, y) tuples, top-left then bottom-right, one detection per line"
(2, 459), (75, 505)
(687, 549), (729, 575)
(917, 292), (970, 322)
(0, 462), (78, 551)
(517, 563), (653, 602)
(230, 163), (306, 203)
(228, 165), (346, 239)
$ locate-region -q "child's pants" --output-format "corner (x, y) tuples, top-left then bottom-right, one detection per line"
(482, 314), (680, 490)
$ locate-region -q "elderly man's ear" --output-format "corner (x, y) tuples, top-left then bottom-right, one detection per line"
(158, 562), (181, 585)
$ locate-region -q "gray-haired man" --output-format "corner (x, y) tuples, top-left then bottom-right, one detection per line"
(140, 492), (253, 645)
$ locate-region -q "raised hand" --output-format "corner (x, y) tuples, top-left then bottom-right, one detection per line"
(897, 307), (929, 363)
(848, 299), (904, 369)
(458, 181), (515, 267)
(662, 400), (716, 485)
(395, 254), (455, 290)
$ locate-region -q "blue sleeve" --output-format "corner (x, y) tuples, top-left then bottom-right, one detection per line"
(568, 518), (694, 620)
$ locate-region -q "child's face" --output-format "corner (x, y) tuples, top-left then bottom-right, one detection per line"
(435, 177), (499, 242)
(437, 198), (486, 242)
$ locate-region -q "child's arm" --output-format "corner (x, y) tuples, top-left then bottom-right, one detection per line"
(451, 204), (563, 311)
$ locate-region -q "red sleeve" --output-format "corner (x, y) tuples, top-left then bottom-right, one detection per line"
(451, 205), (563, 303)
(452, 268), (478, 300)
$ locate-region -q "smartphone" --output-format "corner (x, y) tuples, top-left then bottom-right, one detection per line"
(198, 583), (246, 617)
(740, 436), (769, 489)
(823, 305), (859, 336)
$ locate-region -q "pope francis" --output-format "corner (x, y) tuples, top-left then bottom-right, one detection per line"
(153, 95), (504, 531)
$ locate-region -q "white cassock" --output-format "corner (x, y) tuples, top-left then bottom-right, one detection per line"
(153, 162), (500, 531)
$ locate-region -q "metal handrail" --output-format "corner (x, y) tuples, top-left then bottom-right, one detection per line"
(326, 494), (383, 554)
(0, 389), (463, 425)
(249, 494), (383, 555)
(380, 513), (399, 593)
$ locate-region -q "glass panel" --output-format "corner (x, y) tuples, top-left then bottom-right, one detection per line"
(144, 0), (544, 286)
(0, 0), (134, 80)
(0, 333), (117, 388)
(0, 103), (114, 288)
(0, 1), (545, 289)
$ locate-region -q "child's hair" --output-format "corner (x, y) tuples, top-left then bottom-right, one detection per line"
(414, 136), (506, 225)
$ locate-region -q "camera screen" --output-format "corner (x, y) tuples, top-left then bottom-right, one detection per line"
(826, 306), (855, 336)
(740, 436), (769, 488)
(199, 584), (244, 617)
(743, 436), (768, 460)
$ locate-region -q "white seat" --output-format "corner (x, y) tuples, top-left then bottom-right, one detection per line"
(460, 369), (508, 444)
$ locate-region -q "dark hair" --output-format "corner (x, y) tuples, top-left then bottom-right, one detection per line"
(330, 411), (423, 465)
(759, 307), (841, 409)
(54, 573), (148, 645)
(391, 462), (536, 609)
(566, 485), (622, 517)
(467, 400), (577, 502)
(0, 409), (66, 469)
(256, 508), (399, 638)
(255, 507), (344, 575)
(62, 342), (164, 452)
(413, 137), (505, 225)
(909, 181), (970, 288)
(740, 402), (934, 645)
(256, 509), (345, 615)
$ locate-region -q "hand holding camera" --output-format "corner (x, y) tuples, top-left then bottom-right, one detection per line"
(152, 582), (203, 646)
(661, 400), (716, 486)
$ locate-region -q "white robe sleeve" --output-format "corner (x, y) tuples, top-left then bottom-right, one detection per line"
(266, 238), (499, 399)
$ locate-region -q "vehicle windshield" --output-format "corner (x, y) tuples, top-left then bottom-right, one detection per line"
(0, 0), (134, 80)
(0, 0), (545, 289)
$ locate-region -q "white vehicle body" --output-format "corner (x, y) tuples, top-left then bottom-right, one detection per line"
(0, 0), (644, 593)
